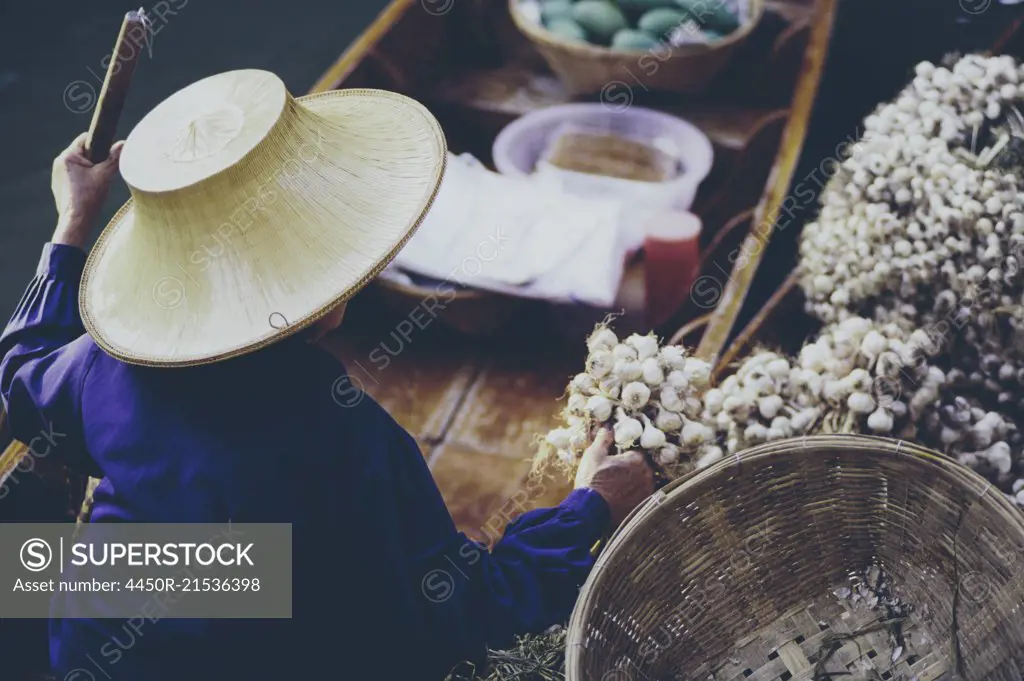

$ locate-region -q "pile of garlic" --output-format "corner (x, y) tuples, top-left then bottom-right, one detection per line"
(794, 53), (1024, 504)
(706, 317), (949, 450)
(699, 349), (808, 460)
(797, 320), (1022, 498)
(799, 54), (1024, 329)
(536, 324), (714, 479)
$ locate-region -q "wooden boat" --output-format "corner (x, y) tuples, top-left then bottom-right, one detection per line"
(305, 0), (839, 537)
(0, 0), (838, 537)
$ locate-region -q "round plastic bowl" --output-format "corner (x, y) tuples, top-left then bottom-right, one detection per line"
(492, 103), (714, 212)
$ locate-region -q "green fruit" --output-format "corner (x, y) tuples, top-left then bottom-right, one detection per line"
(637, 7), (689, 37)
(616, 0), (680, 12)
(570, 1), (628, 43)
(610, 28), (661, 50)
(675, 0), (740, 34)
(540, 0), (574, 23)
(546, 18), (588, 41)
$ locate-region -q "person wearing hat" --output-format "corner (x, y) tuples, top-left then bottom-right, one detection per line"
(0, 71), (655, 680)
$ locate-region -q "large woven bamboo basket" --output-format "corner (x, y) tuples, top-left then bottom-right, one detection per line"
(567, 435), (1024, 680)
(509, 0), (765, 96)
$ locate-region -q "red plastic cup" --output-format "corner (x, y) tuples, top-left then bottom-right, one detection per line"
(643, 210), (702, 329)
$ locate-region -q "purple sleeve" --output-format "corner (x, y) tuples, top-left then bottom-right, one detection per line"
(0, 243), (96, 454)
(368, 425), (609, 678)
(416, 487), (610, 676)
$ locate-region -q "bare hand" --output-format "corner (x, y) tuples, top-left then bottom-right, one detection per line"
(51, 133), (125, 248)
(574, 426), (655, 528)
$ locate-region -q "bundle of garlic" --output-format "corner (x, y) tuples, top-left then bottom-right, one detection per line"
(799, 54), (1024, 331)
(700, 349), (804, 460)
(534, 323), (714, 481)
(705, 317), (943, 453)
(536, 316), (1024, 501)
(709, 317), (1023, 490)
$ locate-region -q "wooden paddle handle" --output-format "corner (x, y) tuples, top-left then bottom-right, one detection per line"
(85, 10), (147, 163)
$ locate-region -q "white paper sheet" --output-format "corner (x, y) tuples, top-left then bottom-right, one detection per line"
(388, 153), (633, 307)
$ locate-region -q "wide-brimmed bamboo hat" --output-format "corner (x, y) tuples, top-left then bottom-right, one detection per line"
(80, 69), (446, 367)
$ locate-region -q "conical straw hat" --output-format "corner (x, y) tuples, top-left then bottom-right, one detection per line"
(80, 69), (446, 367)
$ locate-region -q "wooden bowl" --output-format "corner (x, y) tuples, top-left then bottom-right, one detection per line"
(568, 435), (1024, 680)
(509, 0), (766, 97)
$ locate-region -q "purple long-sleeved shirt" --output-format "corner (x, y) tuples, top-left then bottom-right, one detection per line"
(0, 243), (609, 681)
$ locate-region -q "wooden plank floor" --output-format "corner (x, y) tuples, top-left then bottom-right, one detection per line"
(317, 288), (578, 543)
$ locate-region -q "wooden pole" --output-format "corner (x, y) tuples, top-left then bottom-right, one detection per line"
(84, 9), (149, 162)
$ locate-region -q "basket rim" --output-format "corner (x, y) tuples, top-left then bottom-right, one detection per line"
(566, 434), (1024, 677)
(509, 0), (766, 57)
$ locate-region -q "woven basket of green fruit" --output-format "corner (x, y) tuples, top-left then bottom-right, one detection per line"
(509, 0), (764, 96)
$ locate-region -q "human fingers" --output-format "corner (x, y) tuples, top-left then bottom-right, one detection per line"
(580, 426), (613, 465)
(61, 133), (95, 168)
(95, 141), (125, 174)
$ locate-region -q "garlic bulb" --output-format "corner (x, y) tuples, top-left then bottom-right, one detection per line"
(867, 408), (894, 433)
(640, 415), (667, 449)
(621, 382), (652, 411)
(666, 370), (689, 390)
(696, 446), (724, 469)
(586, 395), (613, 422)
(614, 359), (643, 382)
(587, 350), (613, 378)
(612, 343), (638, 362)
(568, 427), (589, 452)
(627, 333), (660, 361)
(745, 423), (769, 443)
(683, 358), (712, 388)
(571, 373), (596, 394)
(848, 392), (876, 414)
(655, 407), (684, 432)
(758, 395), (783, 420)
(614, 412), (643, 447)
(704, 388), (725, 415)
(587, 326), (618, 353)
(681, 420), (713, 446)
(657, 444), (681, 465)
(660, 386), (684, 412)
(659, 345), (687, 371)
(599, 375), (622, 399)
(642, 358), (665, 385)
(986, 442), (1013, 475)
(790, 407), (820, 432)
